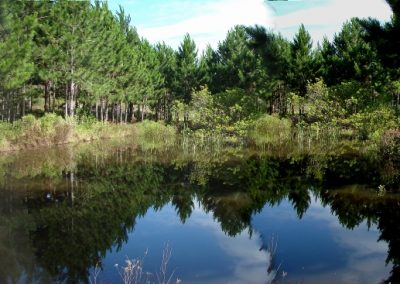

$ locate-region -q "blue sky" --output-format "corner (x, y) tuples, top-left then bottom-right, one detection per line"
(107, 0), (393, 51)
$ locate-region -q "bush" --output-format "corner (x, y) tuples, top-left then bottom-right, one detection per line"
(380, 129), (400, 162)
(39, 113), (65, 137)
(135, 120), (177, 150)
(248, 114), (292, 146)
(215, 88), (257, 122)
(304, 80), (345, 123)
(342, 107), (399, 140)
(189, 88), (229, 129)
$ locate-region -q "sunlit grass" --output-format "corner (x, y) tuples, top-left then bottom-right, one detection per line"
(0, 114), (135, 152)
(135, 120), (177, 151)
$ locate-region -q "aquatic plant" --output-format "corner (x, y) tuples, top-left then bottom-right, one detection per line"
(248, 114), (292, 146)
(135, 120), (177, 150)
(99, 244), (180, 284)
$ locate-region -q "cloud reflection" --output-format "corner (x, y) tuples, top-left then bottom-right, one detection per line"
(283, 195), (391, 284)
(186, 203), (276, 284)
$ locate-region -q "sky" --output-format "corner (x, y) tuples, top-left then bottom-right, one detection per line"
(107, 0), (393, 52)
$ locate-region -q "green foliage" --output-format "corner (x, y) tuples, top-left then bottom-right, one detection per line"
(321, 19), (383, 87)
(0, 114), (135, 152)
(248, 115), (292, 146)
(216, 88), (258, 121)
(304, 80), (345, 122)
(1, 0), (400, 153)
(342, 107), (399, 140)
(330, 81), (378, 113)
(176, 34), (199, 104)
(289, 24), (316, 96)
(189, 88), (229, 129)
(39, 113), (64, 136)
(135, 120), (177, 150)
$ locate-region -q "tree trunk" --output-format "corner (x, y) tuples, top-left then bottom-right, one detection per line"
(119, 102), (123, 123)
(95, 100), (99, 120)
(52, 82), (56, 112)
(65, 83), (69, 117)
(44, 81), (50, 112)
(0, 99), (4, 121)
(105, 100), (109, 122)
(129, 102), (135, 122)
(21, 97), (25, 117)
(112, 103), (115, 123)
(100, 98), (104, 122)
(125, 104), (128, 123)
(69, 80), (76, 117)
(22, 85), (26, 117)
(29, 95), (32, 112)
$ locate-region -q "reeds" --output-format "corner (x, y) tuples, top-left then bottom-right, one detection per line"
(135, 120), (177, 150)
(94, 244), (181, 284)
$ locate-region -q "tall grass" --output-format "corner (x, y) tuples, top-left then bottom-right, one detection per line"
(0, 114), (135, 152)
(135, 120), (177, 150)
(248, 114), (292, 146)
(90, 245), (180, 284)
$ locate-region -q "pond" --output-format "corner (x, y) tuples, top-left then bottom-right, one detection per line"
(0, 140), (399, 283)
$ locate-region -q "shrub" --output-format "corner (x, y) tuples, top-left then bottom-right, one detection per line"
(189, 88), (229, 129)
(304, 80), (345, 123)
(135, 120), (177, 150)
(248, 114), (292, 146)
(215, 88), (256, 121)
(39, 113), (65, 137)
(343, 107), (399, 140)
(380, 129), (400, 162)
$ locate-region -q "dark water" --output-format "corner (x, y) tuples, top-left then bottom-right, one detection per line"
(0, 141), (399, 284)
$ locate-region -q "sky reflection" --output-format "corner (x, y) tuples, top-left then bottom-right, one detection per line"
(252, 194), (391, 284)
(95, 194), (391, 284)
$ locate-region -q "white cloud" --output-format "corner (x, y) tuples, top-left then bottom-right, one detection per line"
(274, 0), (393, 44)
(137, 0), (273, 52)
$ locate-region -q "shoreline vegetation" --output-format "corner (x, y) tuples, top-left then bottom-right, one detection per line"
(0, 113), (135, 152)
(1, 93), (399, 154)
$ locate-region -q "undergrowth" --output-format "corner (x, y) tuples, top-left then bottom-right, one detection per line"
(0, 114), (135, 152)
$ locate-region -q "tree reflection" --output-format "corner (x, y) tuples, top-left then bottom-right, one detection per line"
(0, 142), (399, 282)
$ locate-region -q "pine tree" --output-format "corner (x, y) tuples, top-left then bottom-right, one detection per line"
(176, 34), (199, 105)
(0, 0), (36, 121)
(215, 25), (260, 92)
(198, 44), (218, 91)
(289, 24), (314, 96)
(246, 25), (292, 114)
(156, 42), (178, 121)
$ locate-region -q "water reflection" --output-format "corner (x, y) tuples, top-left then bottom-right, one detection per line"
(253, 196), (390, 284)
(0, 141), (399, 283)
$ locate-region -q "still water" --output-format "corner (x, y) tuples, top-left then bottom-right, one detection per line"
(0, 141), (399, 283)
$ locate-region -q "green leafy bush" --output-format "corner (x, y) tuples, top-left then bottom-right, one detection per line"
(248, 114), (292, 146)
(40, 113), (65, 136)
(189, 88), (229, 129)
(304, 80), (345, 123)
(342, 107), (399, 140)
(135, 120), (177, 150)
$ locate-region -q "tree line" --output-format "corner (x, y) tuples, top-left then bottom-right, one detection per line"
(0, 0), (399, 124)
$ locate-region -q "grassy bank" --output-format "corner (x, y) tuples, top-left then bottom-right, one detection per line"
(1, 109), (399, 155)
(0, 114), (135, 152)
